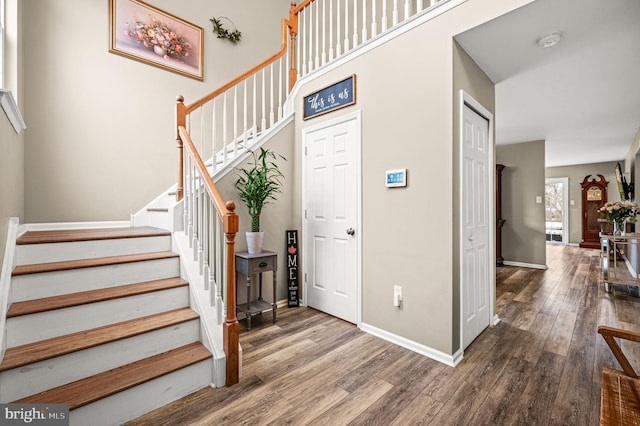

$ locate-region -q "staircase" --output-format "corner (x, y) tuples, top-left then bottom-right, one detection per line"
(0, 226), (213, 426)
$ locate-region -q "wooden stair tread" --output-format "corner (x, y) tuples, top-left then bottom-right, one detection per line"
(13, 342), (211, 410)
(16, 226), (170, 245)
(0, 308), (199, 372)
(7, 277), (188, 317)
(12, 251), (178, 276)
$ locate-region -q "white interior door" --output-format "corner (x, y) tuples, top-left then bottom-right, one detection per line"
(462, 103), (492, 349)
(303, 113), (360, 324)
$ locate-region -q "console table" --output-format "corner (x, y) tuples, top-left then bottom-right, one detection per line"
(600, 233), (640, 293)
(235, 251), (277, 330)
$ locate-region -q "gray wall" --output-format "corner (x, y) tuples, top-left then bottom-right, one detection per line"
(292, 0), (532, 356)
(216, 122), (295, 303)
(546, 161), (621, 245)
(496, 141), (546, 267)
(0, 0), (24, 263)
(22, 0), (291, 223)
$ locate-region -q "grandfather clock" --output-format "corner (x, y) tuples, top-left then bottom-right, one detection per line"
(580, 174), (608, 249)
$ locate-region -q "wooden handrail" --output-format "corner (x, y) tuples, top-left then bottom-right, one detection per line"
(184, 17), (291, 115)
(172, 0), (317, 387)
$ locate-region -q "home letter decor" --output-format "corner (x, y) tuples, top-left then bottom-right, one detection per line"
(286, 230), (300, 307)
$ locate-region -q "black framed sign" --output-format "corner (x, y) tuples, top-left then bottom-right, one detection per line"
(285, 230), (300, 307)
(303, 75), (356, 120)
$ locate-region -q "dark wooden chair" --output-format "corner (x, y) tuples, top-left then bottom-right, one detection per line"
(598, 326), (640, 425)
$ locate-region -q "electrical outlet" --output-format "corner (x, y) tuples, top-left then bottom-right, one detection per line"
(536, 196), (542, 204)
(393, 285), (402, 307)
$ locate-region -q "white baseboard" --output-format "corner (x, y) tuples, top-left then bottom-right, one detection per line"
(568, 243), (580, 247)
(502, 260), (548, 270)
(360, 322), (462, 367)
(19, 221), (131, 233)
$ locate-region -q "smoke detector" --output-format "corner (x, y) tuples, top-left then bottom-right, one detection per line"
(536, 31), (562, 48)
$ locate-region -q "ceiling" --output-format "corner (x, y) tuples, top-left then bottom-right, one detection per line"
(454, 0), (640, 168)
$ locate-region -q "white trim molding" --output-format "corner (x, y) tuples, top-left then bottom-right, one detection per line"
(502, 260), (549, 270)
(0, 89), (26, 134)
(360, 322), (463, 367)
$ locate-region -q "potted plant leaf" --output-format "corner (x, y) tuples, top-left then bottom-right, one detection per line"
(235, 147), (285, 254)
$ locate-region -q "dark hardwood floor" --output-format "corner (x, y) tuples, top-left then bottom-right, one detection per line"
(126, 244), (640, 425)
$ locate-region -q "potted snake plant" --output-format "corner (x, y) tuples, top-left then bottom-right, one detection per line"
(235, 147), (285, 254)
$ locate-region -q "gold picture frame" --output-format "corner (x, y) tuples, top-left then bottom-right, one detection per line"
(109, 0), (204, 81)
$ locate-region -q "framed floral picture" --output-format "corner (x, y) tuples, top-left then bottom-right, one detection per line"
(109, 0), (203, 80)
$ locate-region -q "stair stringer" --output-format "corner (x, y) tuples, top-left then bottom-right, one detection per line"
(171, 227), (226, 388)
(0, 217), (19, 367)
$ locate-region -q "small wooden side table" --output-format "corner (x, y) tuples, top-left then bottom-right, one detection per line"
(235, 251), (277, 330)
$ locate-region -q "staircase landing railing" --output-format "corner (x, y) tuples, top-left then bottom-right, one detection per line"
(175, 0), (452, 386)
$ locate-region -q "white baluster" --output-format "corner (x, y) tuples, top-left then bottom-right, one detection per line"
(233, 86), (238, 158)
(322, 0), (327, 65)
(243, 80), (248, 148)
(278, 58), (283, 120)
(336, 0), (342, 56)
(211, 99), (216, 173)
(222, 92), (228, 165)
(417, 0), (423, 12)
(362, 0), (367, 42)
(308, 5), (314, 72)
(371, 0), (377, 37)
(261, 70), (267, 132)
(353, 0), (358, 47)
(329, 0), (335, 60)
(404, 0), (410, 20)
(301, 9), (307, 75)
(344, 0), (349, 51)
(393, 0), (398, 25)
(315, 1), (320, 69)
(269, 63), (275, 127)
(252, 74), (257, 139)
(382, 0), (387, 31)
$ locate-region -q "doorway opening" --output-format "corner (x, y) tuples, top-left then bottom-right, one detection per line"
(545, 177), (569, 244)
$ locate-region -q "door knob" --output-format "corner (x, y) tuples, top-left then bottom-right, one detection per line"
(346, 228), (355, 236)
(468, 234), (474, 242)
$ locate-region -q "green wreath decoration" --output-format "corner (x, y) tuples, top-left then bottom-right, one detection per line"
(210, 16), (242, 44)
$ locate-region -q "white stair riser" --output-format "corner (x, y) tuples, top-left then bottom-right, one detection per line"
(11, 258), (180, 302)
(70, 359), (212, 426)
(0, 319), (200, 402)
(15, 236), (172, 265)
(6, 287), (188, 346)
(144, 211), (170, 231)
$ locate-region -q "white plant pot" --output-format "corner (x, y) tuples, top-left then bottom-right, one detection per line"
(246, 231), (264, 254)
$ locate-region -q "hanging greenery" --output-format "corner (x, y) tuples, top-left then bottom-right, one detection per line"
(209, 16), (242, 44)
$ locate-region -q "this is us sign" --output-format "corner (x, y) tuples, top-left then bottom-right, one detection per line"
(303, 75), (356, 120)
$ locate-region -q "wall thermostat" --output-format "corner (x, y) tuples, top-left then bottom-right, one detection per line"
(385, 169), (407, 188)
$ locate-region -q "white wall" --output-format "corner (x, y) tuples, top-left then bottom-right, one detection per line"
(22, 0), (291, 223)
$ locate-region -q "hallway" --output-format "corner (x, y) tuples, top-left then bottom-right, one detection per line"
(127, 244), (638, 425)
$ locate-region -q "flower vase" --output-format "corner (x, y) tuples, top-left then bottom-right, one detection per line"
(613, 219), (625, 236)
(153, 45), (165, 56)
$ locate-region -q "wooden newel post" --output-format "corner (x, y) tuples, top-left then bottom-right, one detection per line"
(223, 201), (240, 386)
(175, 95), (186, 201)
(288, 1), (299, 92)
